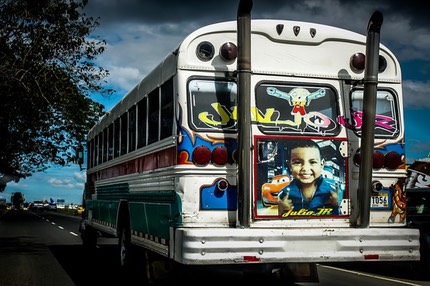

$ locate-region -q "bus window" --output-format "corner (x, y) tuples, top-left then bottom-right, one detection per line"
(148, 89), (159, 145)
(160, 78), (174, 140)
(114, 118), (120, 158)
(137, 97), (147, 148)
(120, 113), (128, 155)
(96, 133), (102, 165)
(129, 105), (136, 152)
(255, 83), (340, 136)
(188, 79), (237, 132)
(350, 89), (399, 138)
(108, 123), (114, 160)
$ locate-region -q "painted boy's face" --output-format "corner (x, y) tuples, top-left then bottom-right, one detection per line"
(289, 147), (323, 185)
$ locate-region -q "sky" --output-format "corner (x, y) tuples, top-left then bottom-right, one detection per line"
(2, 0), (430, 204)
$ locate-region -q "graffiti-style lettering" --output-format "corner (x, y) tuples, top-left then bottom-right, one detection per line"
(198, 103), (231, 126)
(338, 110), (396, 132)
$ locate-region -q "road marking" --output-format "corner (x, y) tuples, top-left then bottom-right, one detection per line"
(320, 264), (422, 286)
(70, 232), (79, 237)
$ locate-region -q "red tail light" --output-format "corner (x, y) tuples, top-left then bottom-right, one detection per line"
(372, 151), (385, 169)
(384, 151), (402, 170)
(192, 146), (211, 165)
(212, 146), (228, 165)
(353, 150), (403, 170)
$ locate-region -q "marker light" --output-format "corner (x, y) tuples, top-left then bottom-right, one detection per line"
(350, 52), (387, 73)
(212, 146), (228, 166)
(378, 55), (387, 72)
(219, 42), (238, 62)
(372, 181), (383, 192)
(350, 52), (365, 73)
(217, 179), (229, 191)
(193, 146), (211, 165)
(196, 41), (215, 61)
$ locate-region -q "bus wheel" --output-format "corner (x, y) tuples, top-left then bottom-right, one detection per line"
(118, 224), (132, 270)
(80, 221), (97, 249)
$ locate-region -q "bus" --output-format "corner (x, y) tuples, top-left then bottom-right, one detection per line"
(80, 1), (420, 282)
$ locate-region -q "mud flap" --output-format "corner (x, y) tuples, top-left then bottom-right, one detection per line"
(276, 263), (319, 283)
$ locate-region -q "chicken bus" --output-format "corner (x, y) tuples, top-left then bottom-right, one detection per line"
(79, 0), (420, 283)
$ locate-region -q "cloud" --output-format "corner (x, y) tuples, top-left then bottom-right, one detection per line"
(73, 172), (86, 183)
(403, 80), (430, 109)
(46, 170), (86, 190)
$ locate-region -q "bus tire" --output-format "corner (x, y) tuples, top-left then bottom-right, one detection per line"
(80, 221), (97, 249)
(118, 223), (133, 270)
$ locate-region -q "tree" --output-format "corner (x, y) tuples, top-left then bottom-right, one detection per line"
(0, 0), (111, 190)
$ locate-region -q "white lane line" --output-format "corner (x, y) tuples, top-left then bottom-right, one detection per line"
(58, 226), (64, 230)
(69, 232), (79, 237)
(319, 264), (422, 286)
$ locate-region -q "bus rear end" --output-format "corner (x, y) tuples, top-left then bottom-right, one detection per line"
(172, 9), (419, 268)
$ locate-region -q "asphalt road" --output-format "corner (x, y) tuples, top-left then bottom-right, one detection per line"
(1, 209), (429, 286)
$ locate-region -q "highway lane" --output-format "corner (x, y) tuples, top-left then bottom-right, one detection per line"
(1, 209), (429, 285)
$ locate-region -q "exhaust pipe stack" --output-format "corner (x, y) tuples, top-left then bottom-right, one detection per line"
(357, 11), (383, 228)
(237, 0), (253, 228)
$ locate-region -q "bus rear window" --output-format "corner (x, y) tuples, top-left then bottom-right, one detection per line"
(255, 83), (340, 136)
(188, 79), (237, 132)
(350, 89), (400, 138)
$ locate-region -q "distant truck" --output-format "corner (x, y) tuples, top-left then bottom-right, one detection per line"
(11, 192), (25, 210)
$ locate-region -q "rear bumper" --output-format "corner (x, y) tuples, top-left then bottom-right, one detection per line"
(173, 227), (420, 265)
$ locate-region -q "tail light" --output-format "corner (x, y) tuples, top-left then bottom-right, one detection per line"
(353, 150), (403, 170)
(372, 151), (385, 169)
(192, 146), (211, 165)
(212, 146), (228, 165)
(192, 145), (233, 166)
(384, 151), (402, 170)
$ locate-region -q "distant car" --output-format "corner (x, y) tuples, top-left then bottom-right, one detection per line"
(74, 206), (85, 216)
(30, 201), (45, 211)
(47, 203), (57, 212)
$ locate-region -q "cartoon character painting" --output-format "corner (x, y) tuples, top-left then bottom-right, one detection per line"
(261, 174), (291, 207)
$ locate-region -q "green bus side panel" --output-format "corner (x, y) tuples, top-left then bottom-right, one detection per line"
(129, 191), (182, 240)
(87, 183), (129, 227)
(91, 200), (120, 227)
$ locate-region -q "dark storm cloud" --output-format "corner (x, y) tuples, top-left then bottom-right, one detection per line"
(85, 0), (430, 27)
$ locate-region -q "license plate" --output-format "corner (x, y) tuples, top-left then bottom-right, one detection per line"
(371, 193), (389, 208)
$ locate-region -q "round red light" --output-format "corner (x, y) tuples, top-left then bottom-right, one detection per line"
(373, 151), (385, 169)
(217, 179), (229, 191)
(384, 151), (402, 170)
(212, 146), (228, 165)
(350, 52), (365, 73)
(353, 152), (361, 166)
(192, 146), (211, 165)
(220, 42), (238, 61)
